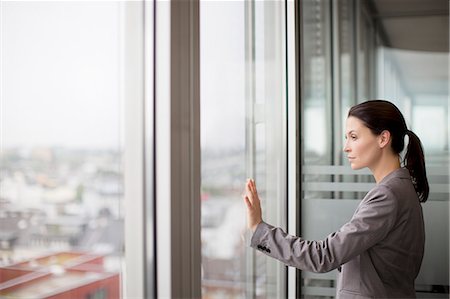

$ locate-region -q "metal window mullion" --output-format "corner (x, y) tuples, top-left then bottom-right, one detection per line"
(155, 0), (200, 298)
(244, 0), (256, 298)
(169, 0), (201, 298)
(331, 0), (341, 166)
(286, 0), (299, 297)
(155, 0), (171, 297)
(295, 0), (304, 296)
(123, 1), (146, 298)
(144, 0), (156, 298)
(263, 1), (287, 298)
(354, 0), (362, 103)
(331, 0), (342, 202)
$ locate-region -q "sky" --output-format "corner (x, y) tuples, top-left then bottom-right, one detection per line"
(1, 1), (247, 151)
(1, 1), (122, 149)
(200, 1), (246, 151)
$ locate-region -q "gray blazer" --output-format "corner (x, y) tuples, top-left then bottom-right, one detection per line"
(251, 168), (425, 298)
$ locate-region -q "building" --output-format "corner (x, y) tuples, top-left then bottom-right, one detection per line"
(0, 0), (448, 298)
(0, 251), (120, 298)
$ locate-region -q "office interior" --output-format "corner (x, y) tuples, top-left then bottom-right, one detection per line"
(0, 0), (448, 298)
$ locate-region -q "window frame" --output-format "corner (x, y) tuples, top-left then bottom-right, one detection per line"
(154, 0), (201, 298)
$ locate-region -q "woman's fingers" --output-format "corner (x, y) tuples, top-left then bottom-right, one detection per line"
(244, 178), (260, 206)
(245, 181), (252, 199)
(243, 182), (254, 206)
(249, 180), (259, 203)
(243, 179), (263, 232)
(243, 196), (251, 208)
(250, 179), (258, 196)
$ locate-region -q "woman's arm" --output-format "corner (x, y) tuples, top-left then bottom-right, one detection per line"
(243, 180), (398, 273)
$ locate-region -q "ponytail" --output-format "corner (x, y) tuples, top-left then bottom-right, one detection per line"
(404, 130), (429, 202)
(349, 100), (430, 202)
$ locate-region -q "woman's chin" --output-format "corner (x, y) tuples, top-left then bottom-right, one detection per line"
(350, 163), (363, 170)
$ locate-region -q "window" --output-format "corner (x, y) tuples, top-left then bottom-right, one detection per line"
(0, 2), (149, 297)
(200, 1), (289, 297)
(300, 0), (449, 297)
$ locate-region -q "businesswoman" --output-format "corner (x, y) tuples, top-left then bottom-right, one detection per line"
(243, 100), (428, 298)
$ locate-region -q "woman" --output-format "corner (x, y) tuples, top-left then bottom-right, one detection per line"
(243, 100), (428, 298)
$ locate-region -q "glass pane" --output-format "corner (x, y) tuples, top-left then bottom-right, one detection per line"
(200, 1), (287, 298)
(0, 2), (144, 297)
(301, 0), (337, 296)
(200, 2), (246, 297)
(302, 0), (332, 165)
(338, 0), (356, 139)
(300, 0), (449, 297)
(377, 47), (449, 295)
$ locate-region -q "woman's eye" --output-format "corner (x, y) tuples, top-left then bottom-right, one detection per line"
(351, 135), (357, 140)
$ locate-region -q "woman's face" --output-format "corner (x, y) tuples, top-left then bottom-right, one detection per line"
(343, 116), (382, 170)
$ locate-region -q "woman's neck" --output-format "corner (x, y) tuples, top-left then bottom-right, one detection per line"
(370, 155), (401, 183)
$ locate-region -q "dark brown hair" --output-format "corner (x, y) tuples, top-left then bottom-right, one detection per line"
(348, 100), (429, 202)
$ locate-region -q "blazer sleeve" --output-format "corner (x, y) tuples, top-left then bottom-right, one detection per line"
(250, 185), (398, 273)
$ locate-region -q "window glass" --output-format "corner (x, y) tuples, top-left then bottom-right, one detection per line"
(378, 47), (449, 295)
(200, 1), (287, 298)
(300, 0), (449, 297)
(337, 0), (356, 143)
(300, 1), (376, 297)
(0, 2), (143, 297)
(200, 2), (246, 297)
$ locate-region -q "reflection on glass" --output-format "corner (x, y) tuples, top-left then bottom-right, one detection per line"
(302, 0), (332, 165)
(301, 0), (449, 297)
(0, 2), (133, 298)
(338, 0), (356, 140)
(200, 1), (287, 298)
(378, 47), (449, 294)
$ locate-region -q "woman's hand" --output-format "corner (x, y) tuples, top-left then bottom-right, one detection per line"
(242, 178), (262, 232)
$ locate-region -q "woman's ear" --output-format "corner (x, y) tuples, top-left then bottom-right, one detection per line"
(378, 130), (391, 148)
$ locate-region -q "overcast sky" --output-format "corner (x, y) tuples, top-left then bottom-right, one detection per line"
(1, 1), (246, 151)
(1, 1), (122, 149)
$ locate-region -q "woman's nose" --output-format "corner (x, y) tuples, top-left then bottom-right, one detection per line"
(343, 140), (350, 152)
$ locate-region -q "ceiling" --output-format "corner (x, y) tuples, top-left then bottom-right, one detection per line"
(369, 0), (449, 102)
(370, 0), (449, 52)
